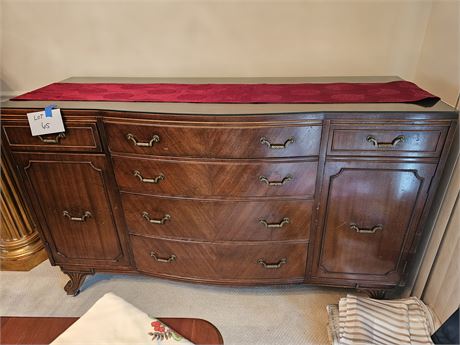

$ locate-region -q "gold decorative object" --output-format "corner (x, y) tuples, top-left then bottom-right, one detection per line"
(0, 150), (47, 270)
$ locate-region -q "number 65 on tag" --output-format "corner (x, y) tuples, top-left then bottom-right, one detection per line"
(27, 109), (65, 136)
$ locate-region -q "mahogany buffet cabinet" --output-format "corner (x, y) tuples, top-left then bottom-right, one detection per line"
(1, 77), (457, 297)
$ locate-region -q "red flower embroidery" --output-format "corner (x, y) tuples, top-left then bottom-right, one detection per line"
(148, 319), (183, 341)
(151, 321), (165, 332)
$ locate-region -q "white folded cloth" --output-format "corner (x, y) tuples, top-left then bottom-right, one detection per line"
(51, 292), (193, 345)
(327, 294), (438, 345)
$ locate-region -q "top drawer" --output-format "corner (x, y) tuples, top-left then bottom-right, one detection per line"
(2, 121), (102, 152)
(104, 120), (322, 158)
(328, 124), (449, 158)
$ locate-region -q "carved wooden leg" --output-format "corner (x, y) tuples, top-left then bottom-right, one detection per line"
(63, 270), (94, 296)
(357, 288), (387, 299)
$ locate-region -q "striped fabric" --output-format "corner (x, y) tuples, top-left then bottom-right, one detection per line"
(327, 295), (436, 345)
(326, 304), (340, 345)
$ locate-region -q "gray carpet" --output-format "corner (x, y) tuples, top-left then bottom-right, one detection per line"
(0, 260), (348, 345)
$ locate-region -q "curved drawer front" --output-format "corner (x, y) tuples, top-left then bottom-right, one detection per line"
(105, 120), (321, 158)
(131, 235), (217, 279)
(218, 242), (307, 280)
(113, 155), (317, 198)
(328, 124), (449, 157)
(3, 122), (101, 152)
(122, 194), (215, 240)
(214, 200), (312, 241)
(131, 235), (307, 282)
(122, 193), (312, 241)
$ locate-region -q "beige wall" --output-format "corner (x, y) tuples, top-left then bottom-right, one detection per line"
(414, 0), (460, 107)
(1, 0), (444, 98)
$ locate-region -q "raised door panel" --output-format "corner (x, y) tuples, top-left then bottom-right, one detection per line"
(311, 161), (436, 285)
(13, 153), (127, 266)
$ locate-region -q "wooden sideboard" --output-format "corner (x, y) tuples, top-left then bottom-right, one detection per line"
(1, 77), (457, 297)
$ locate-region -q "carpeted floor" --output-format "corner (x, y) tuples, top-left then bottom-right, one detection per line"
(0, 260), (348, 345)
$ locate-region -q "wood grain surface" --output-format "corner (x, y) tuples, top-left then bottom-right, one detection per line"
(105, 120), (322, 158)
(112, 155), (318, 198)
(0, 76), (457, 296)
(0, 316), (223, 345)
(131, 234), (308, 282)
(3, 120), (101, 152)
(122, 193), (312, 241)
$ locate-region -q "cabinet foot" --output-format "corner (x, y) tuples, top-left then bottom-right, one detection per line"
(63, 270), (94, 296)
(357, 288), (387, 299)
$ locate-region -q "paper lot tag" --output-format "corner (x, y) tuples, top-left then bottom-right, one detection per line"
(27, 109), (65, 136)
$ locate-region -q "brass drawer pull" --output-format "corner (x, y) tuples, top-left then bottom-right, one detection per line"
(257, 258), (287, 269)
(260, 137), (295, 149)
(349, 223), (383, 234)
(259, 175), (293, 186)
(63, 210), (92, 222)
(38, 132), (65, 144)
(366, 135), (405, 148)
(126, 133), (160, 147)
(133, 170), (165, 184)
(150, 252), (176, 263)
(259, 217), (290, 228)
(142, 212), (171, 224)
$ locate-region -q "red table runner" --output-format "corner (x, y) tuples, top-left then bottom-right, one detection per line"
(12, 81), (439, 104)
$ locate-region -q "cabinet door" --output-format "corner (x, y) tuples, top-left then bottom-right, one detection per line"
(14, 153), (129, 267)
(311, 160), (436, 285)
